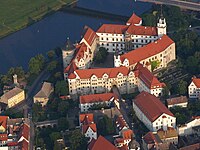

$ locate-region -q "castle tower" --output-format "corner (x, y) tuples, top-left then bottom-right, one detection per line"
(157, 5), (167, 37)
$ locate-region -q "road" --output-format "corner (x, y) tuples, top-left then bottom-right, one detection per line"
(137, 0), (200, 11)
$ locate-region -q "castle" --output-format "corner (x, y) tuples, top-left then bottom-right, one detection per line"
(62, 13), (176, 99)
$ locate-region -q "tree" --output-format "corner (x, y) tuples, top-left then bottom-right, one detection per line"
(94, 47), (108, 63)
(47, 50), (55, 60)
(68, 130), (88, 150)
(29, 54), (45, 75)
(97, 116), (115, 135)
(177, 80), (187, 95)
(55, 80), (68, 96)
(50, 132), (62, 142)
(57, 101), (69, 116)
(47, 61), (57, 71)
(150, 60), (161, 71)
(57, 117), (69, 131)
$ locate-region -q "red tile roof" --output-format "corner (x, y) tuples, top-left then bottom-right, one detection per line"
(19, 123), (29, 141)
(134, 91), (174, 122)
(167, 96), (188, 106)
(0, 116), (8, 130)
(143, 132), (161, 144)
(75, 43), (88, 61)
(192, 77), (200, 88)
(64, 61), (78, 74)
(116, 116), (128, 130)
(88, 138), (96, 150)
(82, 26), (98, 46)
(134, 63), (165, 89)
(69, 66), (129, 79)
(82, 123), (97, 133)
(7, 142), (18, 146)
(0, 133), (8, 141)
(97, 24), (128, 34)
(80, 93), (118, 104)
(79, 113), (94, 125)
(122, 129), (133, 139)
(126, 24), (157, 35)
(120, 35), (174, 65)
(19, 139), (29, 150)
(126, 13), (142, 25)
(89, 136), (119, 150)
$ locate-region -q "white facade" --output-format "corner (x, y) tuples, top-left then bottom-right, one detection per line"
(80, 99), (113, 112)
(62, 50), (74, 69)
(157, 17), (167, 37)
(188, 81), (200, 99)
(133, 101), (176, 132)
(178, 117), (200, 136)
(84, 126), (97, 141)
(168, 102), (188, 108)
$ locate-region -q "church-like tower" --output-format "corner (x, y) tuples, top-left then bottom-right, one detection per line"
(157, 6), (167, 37)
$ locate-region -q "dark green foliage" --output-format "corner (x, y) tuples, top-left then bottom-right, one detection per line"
(55, 80), (69, 96)
(57, 117), (69, 131)
(65, 129), (88, 150)
(97, 116), (115, 135)
(28, 54), (45, 75)
(176, 80), (187, 95)
(94, 47), (108, 63)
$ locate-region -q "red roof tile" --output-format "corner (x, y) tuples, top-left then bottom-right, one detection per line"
(70, 66), (129, 79)
(19, 123), (29, 141)
(166, 96), (188, 106)
(88, 138), (96, 150)
(82, 123), (97, 133)
(0, 133), (8, 141)
(180, 143), (200, 150)
(89, 136), (119, 150)
(143, 132), (161, 144)
(0, 116), (8, 130)
(82, 26), (98, 46)
(126, 25), (157, 35)
(19, 139), (29, 150)
(79, 113), (94, 125)
(122, 129), (133, 139)
(97, 24), (128, 34)
(134, 63), (165, 89)
(80, 93), (118, 104)
(134, 91), (174, 122)
(120, 35), (174, 65)
(116, 116), (128, 130)
(192, 77), (200, 88)
(75, 43), (88, 61)
(7, 142), (18, 146)
(126, 13), (142, 25)
(64, 61), (78, 74)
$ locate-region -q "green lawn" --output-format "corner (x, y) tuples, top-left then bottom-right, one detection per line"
(0, 0), (75, 38)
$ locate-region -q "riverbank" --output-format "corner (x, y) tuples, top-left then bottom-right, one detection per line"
(0, 0), (76, 39)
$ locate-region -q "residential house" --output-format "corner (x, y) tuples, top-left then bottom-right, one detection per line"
(133, 91), (176, 132)
(79, 93), (119, 112)
(79, 113), (97, 142)
(188, 77), (200, 99)
(0, 87), (25, 108)
(34, 82), (54, 107)
(178, 116), (200, 136)
(166, 96), (188, 108)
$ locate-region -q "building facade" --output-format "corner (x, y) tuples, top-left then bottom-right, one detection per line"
(79, 93), (118, 112)
(188, 77), (200, 99)
(133, 91), (176, 132)
(0, 87), (25, 108)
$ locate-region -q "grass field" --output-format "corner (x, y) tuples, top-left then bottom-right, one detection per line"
(0, 0), (75, 38)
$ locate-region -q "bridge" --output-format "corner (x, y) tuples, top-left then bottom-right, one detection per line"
(136, 0), (200, 11)
(35, 120), (58, 128)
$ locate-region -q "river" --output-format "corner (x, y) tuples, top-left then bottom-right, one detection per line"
(0, 0), (151, 73)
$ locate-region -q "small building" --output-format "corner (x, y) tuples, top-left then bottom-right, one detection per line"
(188, 77), (200, 99)
(79, 93), (119, 112)
(178, 116), (200, 136)
(142, 127), (178, 150)
(0, 87), (25, 108)
(166, 96), (188, 108)
(34, 82), (54, 107)
(133, 91), (176, 132)
(79, 113), (97, 142)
